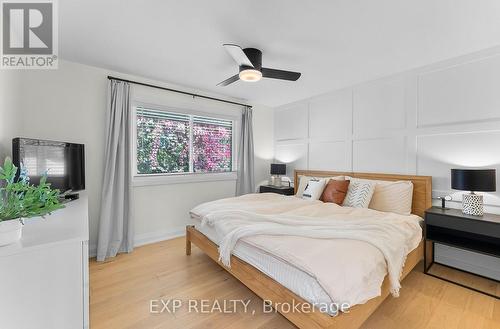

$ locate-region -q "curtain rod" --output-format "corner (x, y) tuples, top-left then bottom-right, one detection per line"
(107, 76), (251, 108)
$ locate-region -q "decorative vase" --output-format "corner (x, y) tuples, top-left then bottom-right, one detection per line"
(0, 219), (23, 246)
(270, 176), (282, 187)
(462, 193), (483, 216)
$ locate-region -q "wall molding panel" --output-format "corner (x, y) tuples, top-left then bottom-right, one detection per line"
(417, 54), (500, 128)
(274, 46), (500, 211)
(274, 46), (500, 278)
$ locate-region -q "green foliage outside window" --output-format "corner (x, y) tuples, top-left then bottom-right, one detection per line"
(136, 108), (233, 175)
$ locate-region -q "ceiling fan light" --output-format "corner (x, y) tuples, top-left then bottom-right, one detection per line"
(239, 69), (262, 82)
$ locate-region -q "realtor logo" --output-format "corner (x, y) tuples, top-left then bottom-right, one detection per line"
(1, 0), (58, 69)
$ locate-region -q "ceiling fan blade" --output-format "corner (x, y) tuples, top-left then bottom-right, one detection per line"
(223, 44), (254, 67)
(217, 74), (240, 86)
(261, 68), (301, 81)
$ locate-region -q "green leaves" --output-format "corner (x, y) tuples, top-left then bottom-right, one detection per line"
(0, 157), (65, 222)
(0, 157), (16, 184)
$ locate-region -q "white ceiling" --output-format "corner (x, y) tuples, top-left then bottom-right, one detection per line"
(60, 0), (500, 107)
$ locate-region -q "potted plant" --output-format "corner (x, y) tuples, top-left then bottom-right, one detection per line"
(0, 157), (64, 246)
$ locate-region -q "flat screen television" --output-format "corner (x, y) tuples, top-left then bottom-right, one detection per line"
(12, 138), (85, 193)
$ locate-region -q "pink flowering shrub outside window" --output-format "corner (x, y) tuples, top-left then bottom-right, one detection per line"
(136, 107), (233, 175)
(192, 119), (232, 173)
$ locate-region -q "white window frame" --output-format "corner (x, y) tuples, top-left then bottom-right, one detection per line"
(131, 101), (239, 186)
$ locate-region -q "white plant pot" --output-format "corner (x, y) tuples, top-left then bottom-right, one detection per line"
(0, 219), (23, 246)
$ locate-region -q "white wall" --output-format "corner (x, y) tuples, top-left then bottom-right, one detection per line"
(0, 71), (21, 161)
(253, 104), (275, 186)
(0, 60), (273, 254)
(275, 46), (500, 279)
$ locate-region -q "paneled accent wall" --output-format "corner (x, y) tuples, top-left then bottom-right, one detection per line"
(274, 47), (500, 279)
(275, 47), (500, 209)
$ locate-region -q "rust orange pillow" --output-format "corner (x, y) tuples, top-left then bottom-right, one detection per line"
(320, 179), (350, 204)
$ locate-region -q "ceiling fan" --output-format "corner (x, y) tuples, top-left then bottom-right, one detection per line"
(217, 44), (301, 86)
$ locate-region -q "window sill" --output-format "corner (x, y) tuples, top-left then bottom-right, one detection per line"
(132, 172), (237, 187)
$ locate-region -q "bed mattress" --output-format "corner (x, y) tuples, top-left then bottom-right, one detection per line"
(195, 219), (337, 310)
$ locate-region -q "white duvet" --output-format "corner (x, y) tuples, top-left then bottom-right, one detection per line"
(190, 193), (423, 306)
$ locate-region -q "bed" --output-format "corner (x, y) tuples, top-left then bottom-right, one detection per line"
(186, 170), (432, 329)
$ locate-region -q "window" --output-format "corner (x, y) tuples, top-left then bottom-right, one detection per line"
(135, 106), (234, 176)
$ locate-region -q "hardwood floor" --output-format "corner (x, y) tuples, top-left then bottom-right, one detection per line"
(90, 237), (500, 329)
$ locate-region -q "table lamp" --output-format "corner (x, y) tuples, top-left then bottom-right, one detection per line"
(451, 169), (496, 216)
(270, 163), (286, 186)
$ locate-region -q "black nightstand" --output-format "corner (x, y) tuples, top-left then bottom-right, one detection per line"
(259, 185), (294, 196)
(424, 206), (500, 298)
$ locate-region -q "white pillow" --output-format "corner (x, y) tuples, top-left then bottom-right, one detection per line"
(296, 175), (344, 198)
(342, 179), (376, 208)
(301, 179), (327, 200)
(369, 181), (413, 215)
(345, 177), (413, 214)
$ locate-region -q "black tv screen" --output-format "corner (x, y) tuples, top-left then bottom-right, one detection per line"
(12, 138), (85, 193)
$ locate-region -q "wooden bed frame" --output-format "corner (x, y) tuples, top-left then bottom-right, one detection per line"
(186, 170), (432, 329)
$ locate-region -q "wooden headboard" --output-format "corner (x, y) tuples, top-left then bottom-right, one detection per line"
(294, 170), (432, 217)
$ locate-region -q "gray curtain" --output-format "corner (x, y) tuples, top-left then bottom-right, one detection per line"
(96, 80), (134, 261)
(236, 107), (255, 195)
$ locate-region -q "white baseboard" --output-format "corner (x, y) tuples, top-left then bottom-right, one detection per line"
(134, 227), (186, 247)
(434, 243), (500, 280)
(89, 227), (186, 258)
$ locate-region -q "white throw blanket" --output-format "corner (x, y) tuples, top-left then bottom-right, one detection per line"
(190, 192), (321, 219)
(201, 209), (421, 297)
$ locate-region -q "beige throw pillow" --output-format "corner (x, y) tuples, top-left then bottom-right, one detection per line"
(369, 181), (413, 215)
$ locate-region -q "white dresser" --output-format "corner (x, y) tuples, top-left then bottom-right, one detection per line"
(0, 194), (89, 329)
